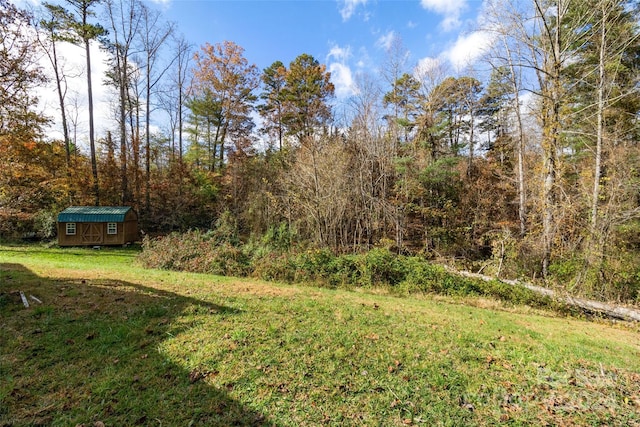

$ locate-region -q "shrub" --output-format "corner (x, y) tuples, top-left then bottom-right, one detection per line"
(548, 258), (582, 284)
(34, 209), (57, 239)
(326, 254), (360, 288)
(0, 210), (34, 240)
(292, 248), (336, 283)
(138, 231), (564, 311)
(399, 258), (449, 294)
(208, 211), (240, 246)
(138, 230), (204, 271)
(359, 248), (406, 287)
(547, 253), (640, 303)
(261, 222), (296, 252)
(202, 242), (251, 277)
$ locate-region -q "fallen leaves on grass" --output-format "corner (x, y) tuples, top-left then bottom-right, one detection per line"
(188, 368), (219, 383)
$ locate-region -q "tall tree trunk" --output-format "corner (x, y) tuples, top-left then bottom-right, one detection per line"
(178, 72), (183, 163)
(65, 0), (105, 205)
(219, 123), (227, 168)
(85, 37), (99, 206)
(467, 105), (475, 178)
(118, 53), (129, 206)
(128, 88), (137, 204)
(591, 3), (607, 234)
(175, 36), (191, 167)
(541, 110), (558, 278)
(503, 41), (527, 236)
(132, 92), (141, 207)
(209, 120), (216, 171)
(535, 0), (563, 277)
(138, 6), (173, 219)
(516, 104), (527, 237)
(43, 31), (74, 204)
(105, 0), (138, 207)
(278, 103), (283, 151)
(145, 60), (151, 216)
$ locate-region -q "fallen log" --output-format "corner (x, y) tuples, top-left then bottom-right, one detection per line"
(446, 267), (640, 323)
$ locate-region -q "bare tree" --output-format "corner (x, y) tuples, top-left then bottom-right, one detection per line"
(414, 58), (448, 162)
(38, 3), (78, 203)
(137, 2), (174, 216)
(345, 72), (401, 249)
(105, 0), (141, 206)
(485, 0), (594, 276)
(484, 0), (530, 236)
(157, 34), (191, 163)
(566, 0), (640, 289)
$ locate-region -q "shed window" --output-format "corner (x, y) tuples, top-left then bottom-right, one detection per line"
(107, 223), (117, 235)
(66, 223), (76, 235)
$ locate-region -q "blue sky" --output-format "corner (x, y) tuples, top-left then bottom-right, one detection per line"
(152, 0), (492, 97)
(23, 0), (494, 140)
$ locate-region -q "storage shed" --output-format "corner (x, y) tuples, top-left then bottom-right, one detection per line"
(57, 206), (138, 246)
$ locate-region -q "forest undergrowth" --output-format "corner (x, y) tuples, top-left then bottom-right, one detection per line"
(137, 227), (591, 315)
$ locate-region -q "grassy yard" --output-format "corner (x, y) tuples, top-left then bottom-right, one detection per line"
(1, 244), (639, 426)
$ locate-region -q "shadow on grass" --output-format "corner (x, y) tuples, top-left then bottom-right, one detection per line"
(0, 263), (274, 426)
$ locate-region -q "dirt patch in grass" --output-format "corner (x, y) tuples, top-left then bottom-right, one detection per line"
(228, 282), (300, 298)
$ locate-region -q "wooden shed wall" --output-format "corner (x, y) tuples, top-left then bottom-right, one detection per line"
(57, 219), (138, 247)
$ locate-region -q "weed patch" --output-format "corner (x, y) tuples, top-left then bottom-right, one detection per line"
(140, 234), (561, 311)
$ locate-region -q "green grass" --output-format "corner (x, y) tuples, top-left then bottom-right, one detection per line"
(1, 244), (639, 426)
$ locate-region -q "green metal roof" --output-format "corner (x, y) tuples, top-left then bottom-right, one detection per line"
(58, 206), (134, 223)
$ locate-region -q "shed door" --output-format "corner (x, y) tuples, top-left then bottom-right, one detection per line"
(81, 223), (103, 244)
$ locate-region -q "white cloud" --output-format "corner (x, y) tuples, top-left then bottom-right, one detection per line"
(329, 62), (356, 99)
(415, 56), (442, 76)
(420, 0), (465, 15)
(147, 0), (172, 11)
(375, 31), (396, 51)
(339, 0), (368, 21)
(327, 44), (356, 99)
(354, 46), (372, 70)
(417, 1), (497, 72)
(420, 0), (467, 31)
(328, 45), (351, 62)
(413, 56), (449, 91)
(440, 16), (462, 32)
(38, 39), (117, 146)
(445, 30), (494, 71)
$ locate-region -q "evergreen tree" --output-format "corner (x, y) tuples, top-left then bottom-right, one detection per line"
(281, 53), (334, 144)
(259, 61), (287, 150)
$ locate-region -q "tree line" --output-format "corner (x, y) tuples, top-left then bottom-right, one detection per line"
(1, 0), (639, 301)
